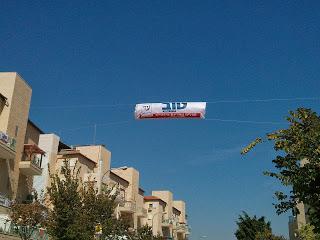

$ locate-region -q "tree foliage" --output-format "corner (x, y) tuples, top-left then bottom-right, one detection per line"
(241, 108), (320, 232)
(132, 225), (163, 240)
(255, 228), (287, 240)
(10, 192), (47, 240)
(235, 211), (271, 240)
(46, 162), (85, 240)
(297, 224), (320, 240)
(46, 161), (162, 240)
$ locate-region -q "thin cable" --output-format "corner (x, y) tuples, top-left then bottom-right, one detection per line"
(205, 118), (283, 125)
(56, 120), (132, 133)
(206, 97), (320, 104)
(96, 120), (131, 126)
(33, 103), (134, 109)
(32, 97), (320, 110)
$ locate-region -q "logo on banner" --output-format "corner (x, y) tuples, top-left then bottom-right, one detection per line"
(162, 102), (187, 112)
(143, 105), (151, 111)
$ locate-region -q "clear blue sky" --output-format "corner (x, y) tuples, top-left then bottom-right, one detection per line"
(1, 1), (320, 239)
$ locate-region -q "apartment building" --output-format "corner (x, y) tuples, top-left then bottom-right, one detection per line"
(288, 159), (310, 240)
(111, 167), (143, 229)
(143, 196), (167, 236)
(141, 191), (189, 240)
(33, 133), (63, 195)
(152, 191), (174, 238)
(76, 145), (111, 192)
(288, 202), (310, 240)
(173, 201), (189, 240)
(0, 72), (190, 239)
(109, 170), (130, 213)
(17, 120), (45, 201)
(0, 73), (33, 217)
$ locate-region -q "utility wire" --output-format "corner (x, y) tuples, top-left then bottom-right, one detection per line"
(32, 97), (320, 110)
(204, 118), (283, 125)
(46, 97), (314, 135)
(33, 103), (133, 109)
(206, 97), (320, 104)
(56, 120), (132, 134)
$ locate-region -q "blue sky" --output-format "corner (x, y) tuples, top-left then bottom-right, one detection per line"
(1, 1), (320, 239)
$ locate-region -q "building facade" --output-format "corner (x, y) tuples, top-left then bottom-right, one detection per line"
(0, 72), (190, 239)
(0, 73), (33, 217)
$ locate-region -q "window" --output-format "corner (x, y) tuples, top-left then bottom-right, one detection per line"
(69, 158), (77, 167)
(15, 126), (19, 137)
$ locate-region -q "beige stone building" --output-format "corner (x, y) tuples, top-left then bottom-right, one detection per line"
(76, 145), (111, 192)
(111, 167), (145, 229)
(0, 73), (36, 217)
(143, 195), (167, 236)
(288, 159), (310, 240)
(141, 191), (189, 239)
(0, 72), (190, 239)
(173, 200), (189, 240)
(17, 120), (45, 201)
(55, 148), (96, 180)
(288, 203), (310, 240)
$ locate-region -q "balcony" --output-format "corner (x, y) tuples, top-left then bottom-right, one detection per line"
(0, 194), (11, 209)
(175, 223), (187, 233)
(114, 193), (125, 203)
(136, 207), (148, 217)
(19, 144), (45, 176)
(0, 131), (16, 161)
(119, 201), (136, 213)
(162, 218), (173, 227)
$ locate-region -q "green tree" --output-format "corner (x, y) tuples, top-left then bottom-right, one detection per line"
(297, 224), (320, 240)
(255, 229), (287, 240)
(46, 162), (85, 240)
(235, 212), (271, 240)
(80, 180), (119, 239)
(46, 161), (138, 240)
(131, 225), (163, 240)
(241, 108), (320, 233)
(10, 192), (47, 240)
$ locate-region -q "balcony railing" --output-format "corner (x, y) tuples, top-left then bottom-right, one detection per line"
(142, 208), (147, 215)
(19, 144), (45, 176)
(114, 194), (125, 203)
(175, 223), (187, 233)
(0, 131), (16, 152)
(0, 194), (11, 208)
(31, 156), (42, 169)
(136, 207), (147, 217)
(119, 201), (136, 213)
(162, 218), (173, 225)
(0, 217), (49, 239)
(19, 156), (43, 176)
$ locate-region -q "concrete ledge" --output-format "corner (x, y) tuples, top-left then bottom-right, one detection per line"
(0, 233), (20, 240)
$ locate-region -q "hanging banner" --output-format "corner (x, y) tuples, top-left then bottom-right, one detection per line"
(135, 102), (206, 119)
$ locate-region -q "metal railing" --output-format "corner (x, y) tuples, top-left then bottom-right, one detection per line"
(114, 194), (125, 203)
(31, 156), (42, 169)
(162, 218), (173, 225)
(0, 194), (11, 208)
(0, 217), (18, 236)
(0, 217), (49, 239)
(141, 208), (147, 215)
(0, 131), (16, 151)
(136, 207), (147, 217)
(119, 201), (136, 212)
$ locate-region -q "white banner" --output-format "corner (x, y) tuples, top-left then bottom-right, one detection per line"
(135, 102), (206, 119)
